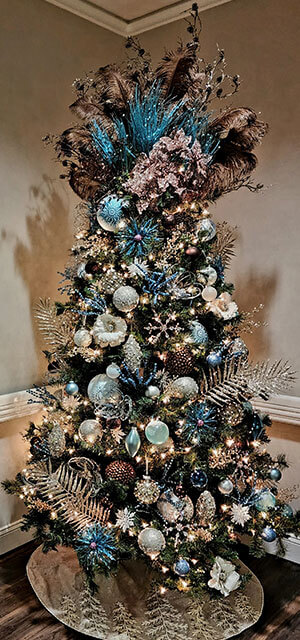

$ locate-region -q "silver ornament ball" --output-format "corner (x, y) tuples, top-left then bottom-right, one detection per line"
(138, 527), (166, 557)
(145, 385), (160, 398)
(106, 363), (121, 379)
(74, 328), (92, 348)
(113, 286), (139, 312)
(170, 376), (199, 399)
(78, 419), (102, 445)
(87, 374), (122, 405)
(218, 478), (234, 495)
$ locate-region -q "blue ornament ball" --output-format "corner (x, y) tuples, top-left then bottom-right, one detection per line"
(206, 352), (222, 368)
(145, 420), (169, 445)
(261, 526), (277, 542)
(255, 490), (276, 512)
(282, 504), (293, 517)
(65, 380), (79, 396)
(269, 468), (282, 481)
(174, 558), (190, 576)
(191, 469), (208, 489)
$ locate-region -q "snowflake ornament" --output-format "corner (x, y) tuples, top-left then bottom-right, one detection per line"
(231, 503), (251, 527)
(111, 425), (125, 444)
(115, 507), (135, 532)
(146, 312), (183, 344)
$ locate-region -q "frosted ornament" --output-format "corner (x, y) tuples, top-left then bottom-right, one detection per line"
(202, 286), (218, 302)
(113, 286), (139, 312)
(138, 527), (166, 557)
(78, 419), (102, 445)
(74, 328), (92, 348)
(145, 419), (169, 445)
(87, 374), (121, 405)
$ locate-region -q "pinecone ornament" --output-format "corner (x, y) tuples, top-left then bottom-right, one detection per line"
(165, 347), (194, 376)
(105, 460), (136, 484)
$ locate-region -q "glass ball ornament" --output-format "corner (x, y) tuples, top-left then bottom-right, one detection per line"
(106, 363), (121, 379)
(228, 338), (248, 358)
(134, 475), (160, 504)
(255, 490), (276, 512)
(78, 419), (102, 445)
(145, 385), (160, 398)
(170, 376), (199, 399)
(96, 194), (128, 232)
(282, 504), (293, 517)
(113, 286), (139, 312)
(202, 286), (217, 302)
(199, 218), (216, 241)
(206, 351), (222, 367)
(157, 490), (194, 523)
(218, 478), (234, 495)
(191, 469), (208, 489)
(65, 381), (79, 396)
(138, 527), (166, 557)
(74, 328), (92, 348)
(269, 468), (282, 481)
(125, 426), (141, 457)
(261, 526), (277, 542)
(174, 558), (190, 576)
(145, 419), (169, 445)
(87, 374), (121, 405)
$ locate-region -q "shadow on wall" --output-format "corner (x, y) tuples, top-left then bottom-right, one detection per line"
(234, 268), (278, 360)
(14, 176), (73, 381)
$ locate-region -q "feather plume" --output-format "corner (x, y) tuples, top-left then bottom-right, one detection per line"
(210, 221), (238, 268)
(34, 298), (72, 348)
(26, 460), (110, 531)
(210, 108), (268, 150)
(69, 96), (103, 122)
(94, 67), (134, 114)
(200, 144), (257, 199)
(201, 357), (295, 407)
(156, 46), (195, 98)
(69, 167), (103, 200)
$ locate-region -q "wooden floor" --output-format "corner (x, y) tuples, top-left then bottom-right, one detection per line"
(0, 542), (299, 639)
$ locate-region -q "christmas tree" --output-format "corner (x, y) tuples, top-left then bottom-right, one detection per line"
(4, 3), (300, 602)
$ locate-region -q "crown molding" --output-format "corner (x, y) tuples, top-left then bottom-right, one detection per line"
(43, 0), (234, 36)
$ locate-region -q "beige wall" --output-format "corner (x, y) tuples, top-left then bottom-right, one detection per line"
(1, 0), (299, 542)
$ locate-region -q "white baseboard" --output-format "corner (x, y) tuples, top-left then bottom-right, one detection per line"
(262, 534), (300, 564)
(0, 519), (34, 555)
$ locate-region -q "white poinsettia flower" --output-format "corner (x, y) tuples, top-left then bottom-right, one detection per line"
(115, 507), (135, 532)
(231, 503), (251, 527)
(128, 259), (148, 277)
(206, 292), (239, 320)
(208, 556), (241, 597)
(92, 313), (127, 347)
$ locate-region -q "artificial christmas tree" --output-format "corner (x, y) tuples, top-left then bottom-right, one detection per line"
(4, 4), (300, 636)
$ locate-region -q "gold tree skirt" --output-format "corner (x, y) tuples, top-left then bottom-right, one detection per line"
(27, 545), (263, 639)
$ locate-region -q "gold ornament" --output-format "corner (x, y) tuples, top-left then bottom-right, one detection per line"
(134, 475), (160, 504)
(221, 403), (244, 427)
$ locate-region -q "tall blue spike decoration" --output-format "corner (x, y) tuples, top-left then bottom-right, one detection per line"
(75, 524), (117, 572)
(117, 218), (161, 258)
(90, 120), (116, 166)
(181, 402), (219, 444)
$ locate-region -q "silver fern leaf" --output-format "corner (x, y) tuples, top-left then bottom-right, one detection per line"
(34, 298), (73, 348)
(201, 357), (295, 407)
(210, 221), (238, 268)
(26, 460), (110, 531)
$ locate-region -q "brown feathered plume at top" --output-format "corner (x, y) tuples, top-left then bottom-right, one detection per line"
(155, 46), (196, 99)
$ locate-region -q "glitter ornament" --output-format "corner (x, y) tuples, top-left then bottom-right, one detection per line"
(157, 490), (194, 523)
(145, 385), (160, 398)
(231, 503), (251, 527)
(96, 194), (128, 232)
(189, 321), (208, 346)
(221, 403), (244, 426)
(269, 468), (282, 481)
(199, 218), (216, 241)
(145, 419), (169, 445)
(169, 376), (199, 399)
(165, 347), (194, 376)
(185, 246), (199, 256)
(206, 351), (222, 367)
(261, 526), (277, 542)
(191, 469), (208, 489)
(174, 558), (190, 576)
(125, 427), (141, 457)
(202, 286), (217, 302)
(92, 313), (127, 347)
(197, 266), (217, 286)
(99, 269), (124, 295)
(123, 335), (143, 371)
(228, 338), (248, 358)
(78, 419), (102, 445)
(105, 460), (135, 484)
(138, 527), (166, 557)
(218, 478), (234, 495)
(48, 424), (66, 457)
(255, 490), (276, 511)
(74, 328), (92, 348)
(196, 491), (216, 526)
(282, 504), (293, 517)
(134, 475), (160, 504)
(87, 374), (122, 405)
(106, 363), (121, 379)
(65, 381), (78, 395)
(113, 286), (139, 312)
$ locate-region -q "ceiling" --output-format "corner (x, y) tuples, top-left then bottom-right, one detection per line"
(44, 0), (234, 36)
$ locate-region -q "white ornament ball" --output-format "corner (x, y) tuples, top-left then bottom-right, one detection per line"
(113, 286), (139, 312)
(145, 385), (160, 398)
(74, 328), (92, 348)
(77, 262), (87, 279)
(78, 419), (102, 444)
(106, 363), (121, 379)
(198, 266), (218, 285)
(87, 374), (122, 405)
(218, 478), (234, 495)
(138, 527), (166, 557)
(202, 286), (218, 302)
(170, 376), (199, 399)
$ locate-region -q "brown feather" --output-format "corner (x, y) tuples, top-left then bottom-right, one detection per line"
(211, 108), (268, 150)
(200, 144), (257, 199)
(95, 68), (134, 113)
(69, 96), (103, 121)
(69, 168), (102, 201)
(156, 46), (195, 98)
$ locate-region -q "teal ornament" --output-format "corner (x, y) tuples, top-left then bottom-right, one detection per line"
(174, 558), (190, 576)
(261, 526), (277, 542)
(218, 478), (234, 495)
(269, 468), (282, 481)
(65, 381), (78, 395)
(125, 427), (141, 457)
(207, 352), (222, 367)
(145, 419), (169, 445)
(255, 490), (276, 512)
(191, 469), (208, 489)
(282, 504), (293, 517)
(97, 194), (128, 232)
(189, 321), (208, 346)
(199, 218), (216, 241)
